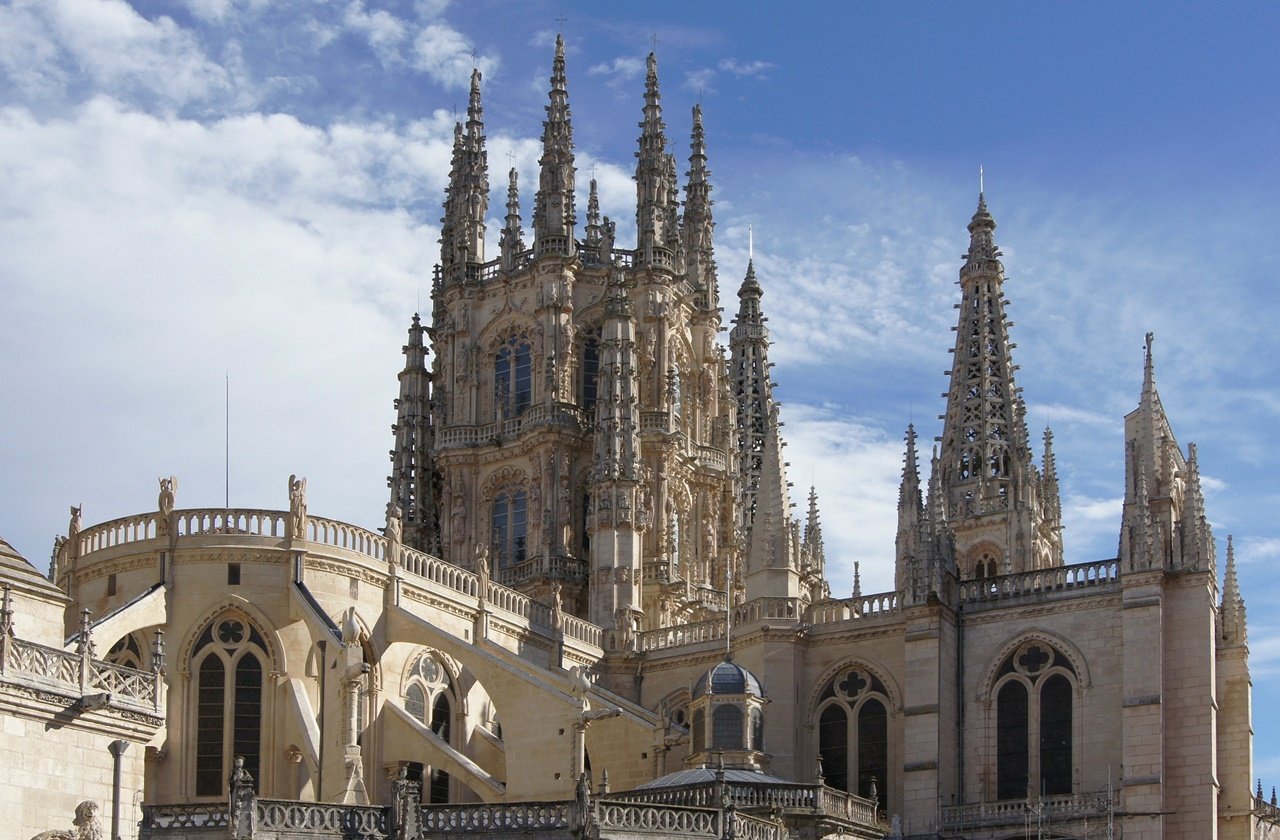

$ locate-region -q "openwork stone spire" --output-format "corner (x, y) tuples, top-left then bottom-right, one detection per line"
(585, 177), (602, 247)
(388, 314), (438, 554)
(440, 70), (488, 279)
(684, 104), (717, 307)
(635, 52), (676, 269)
(730, 259), (772, 531)
(533, 34), (576, 256)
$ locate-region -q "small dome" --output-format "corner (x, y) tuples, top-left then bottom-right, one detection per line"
(692, 657), (764, 699)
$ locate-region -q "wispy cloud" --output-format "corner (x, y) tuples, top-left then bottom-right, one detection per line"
(412, 23), (498, 90)
(344, 1), (409, 66)
(719, 58), (774, 78)
(588, 55), (645, 93)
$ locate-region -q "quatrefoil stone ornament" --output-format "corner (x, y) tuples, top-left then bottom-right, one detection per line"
(217, 620), (245, 645)
(837, 670), (868, 699)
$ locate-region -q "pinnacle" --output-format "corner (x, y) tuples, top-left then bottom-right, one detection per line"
(738, 260), (762, 298)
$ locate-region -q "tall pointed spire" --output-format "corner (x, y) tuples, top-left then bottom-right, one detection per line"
(935, 192), (1058, 575)
(1221, 536), (1247, 645)
(730, 259), (771, 531)
(635, 52), (676, 270)
(802, 484), (827, 596)
(439, 70), (489, 280)
(500, 168), (526, 272)
(684, 103), (717, 308)
(533, 34), (576, 256)
(585, 177), (602, 247)
(388, 314), (438, 554)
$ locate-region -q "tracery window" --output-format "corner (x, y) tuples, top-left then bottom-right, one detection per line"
(106, 633), (144, 670)
(403, 652), (456, 804)
(491, 489), (528, 569)
(994, 641), (1076, 800)
(495, 335), (532, 419)
(192, 614), (270, 797)
(580, 332), (600, 411)
(815, 667), (891, 809)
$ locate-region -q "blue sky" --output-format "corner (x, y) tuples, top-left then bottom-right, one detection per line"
(2, 0), (1279, 782)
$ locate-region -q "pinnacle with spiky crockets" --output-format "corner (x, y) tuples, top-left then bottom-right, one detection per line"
(500, 168), (525, 272)
(730, 259), (771, 532)
(440, 69), (488, 280)
(635, 52), (677, 269)
(683, 104), (717, 308)
(1220, 535), (1247, 645)
(533, 34), (576, 256)
(387, 314), (437, 555)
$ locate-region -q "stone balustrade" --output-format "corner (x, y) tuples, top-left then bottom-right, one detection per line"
(419, 801), (570, 832)
(958, 558), (1120, 605)
(610, 781), (879, 833)
(640, 410), (673, 435)
(1, 634), (161, 713)
(636, 616), (726, 652)
(256, 799), (388, 836)
(140, 803), (230, 832)
(807, 591), (900, 625)
(596, 801), (719, 837)
(436, 402), (589, 448)
(939, 791), (1110, 829)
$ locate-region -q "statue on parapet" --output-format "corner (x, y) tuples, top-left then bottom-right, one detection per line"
(157, 476), (177, 534)
(288, 475), (308, 539)
(385, 502), (403, 564)
(475, 543), (490, 602)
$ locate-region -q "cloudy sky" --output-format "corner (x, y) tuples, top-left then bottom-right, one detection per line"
(3, 0), (1279, 775)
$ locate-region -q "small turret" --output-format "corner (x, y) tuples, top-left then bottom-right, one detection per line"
(500, 168), (525, 272)
(683, 104), (717, 307)
(439, 70), (488, 280)
(388, 314), (438, 554)
(895, 425), (924, 592)
(1220, 536), (1247, 646)
(585, 178), (602, 248)
(635, 53), (676, 269)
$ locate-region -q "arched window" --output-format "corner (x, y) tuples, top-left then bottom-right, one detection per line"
(403, 652), (456, 804)
(106, 633), (144, 670)
(495, 335), (532, 419)
(749, 708), (764, 752)
(815, 667), (892, 810)
(491, 490), (528, 569)
(712, 705), (743, 750)
(191, 614), (270, 797)
(579, 491), (591, 556)
(992, 641), (1078, 801)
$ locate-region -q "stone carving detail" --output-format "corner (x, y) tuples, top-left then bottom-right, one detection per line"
(288, 475), (307, 539)
(30, 800), (102, 840)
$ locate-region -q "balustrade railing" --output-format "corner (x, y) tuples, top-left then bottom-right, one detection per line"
(611, 781), (879, 830)
(436, 403), (589, 448)
(1, 636), (159, 711)
(255, 799), (388, 836)
(958, 558), (1120, 605)
(419, 801), (569, 832)
(596, 802), (719, 837)
(730, 811), (785, 840)
(140, 803), (229, 831)
(807, 591), (900, 625)
(940, 791), (1110, 828)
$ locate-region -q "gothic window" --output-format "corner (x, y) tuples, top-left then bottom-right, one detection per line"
(971, 549), (999, 580)
(192, 614), (270, 797)
(993, 642), (1078, 801)
(580, 491), (591, 555)
(750, 708), (764, 751)
(403, 652), (455, 804)
(491, 489), (528, 569)
(495, 335), (532, 419)
(580, 333), (600, 411)
(815, 667), (892, 809)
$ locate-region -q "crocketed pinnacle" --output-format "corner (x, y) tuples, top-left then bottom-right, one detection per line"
(585, 178), (602, 246)
(440, 70), (488, 274)
(533, 33), (576, 254)
(388, 313), (437, 554)
(1221, 535), (1247, 645)
(962, 192), (1001, 275)
(730, 259), (775, 533)
(635, 52), (676, 267)
(500, 168), (525, 271)
(684, 103), (717, 304)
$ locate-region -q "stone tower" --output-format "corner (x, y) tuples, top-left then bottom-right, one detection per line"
(388, 41), (813, 637)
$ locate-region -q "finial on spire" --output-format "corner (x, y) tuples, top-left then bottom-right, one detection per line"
(748, 224), (754, 261)
(979, 164), (984, 196)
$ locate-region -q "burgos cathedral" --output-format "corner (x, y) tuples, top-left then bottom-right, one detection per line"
(3, 38), (1271, 840)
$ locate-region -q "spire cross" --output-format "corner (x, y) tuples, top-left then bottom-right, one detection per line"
(555, 14), (567, 32)
(590, 162), (598, 180)
(506, 150), (516, 167)
(650, 32), (659, 52)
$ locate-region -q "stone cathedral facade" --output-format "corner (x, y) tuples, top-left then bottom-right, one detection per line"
(2, 37), (1272, 840)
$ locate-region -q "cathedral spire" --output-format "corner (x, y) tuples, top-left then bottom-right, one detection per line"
(895, 425), (924, 594)
(1042, 427), (1061, 524)
(439, 70), (489, 279)
(730, 259), (772, 532)
(802, 484), (827, 589)
(533, 34), (576, 256)
(1221, 535), (1247, 645)
(684, 103), (717, 308)
(500, 168), (525, 272)
(388, 313), (438, 554)
(635, 52), (676, 269)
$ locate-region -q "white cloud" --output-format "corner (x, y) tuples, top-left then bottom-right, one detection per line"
(0, 0), (238, 107)
(344, 1), (410, 66)
(412, 22), (498, 90)
(718, 58), (773, 78)
(683, 68), (717, 94)
(1237, 537), (1280, 565)
(587, 56), (644, 90)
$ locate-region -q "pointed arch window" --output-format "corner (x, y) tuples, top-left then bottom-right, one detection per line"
(402, 652), (456, 804)
(192, 614), (270, 797)
(580, 333), (601, 411)
(993, 642), (1077, 801)
(491, 489), (528, 569)
(815, 667), (892, 809)
(495, 335), (532, 419)
(106, 633), (144, 670)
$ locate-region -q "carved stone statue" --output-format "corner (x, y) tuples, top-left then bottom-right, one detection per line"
(288, 475), (308, 539)
(385, 503), (403, 564)
(157, 476), (176, 518)
(550, 582), (564, 633)
(599, 215), (615, 256)
(29, 800), (102, 840)
(67, 505), (82, 540)
(475, 543), (490, 601)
